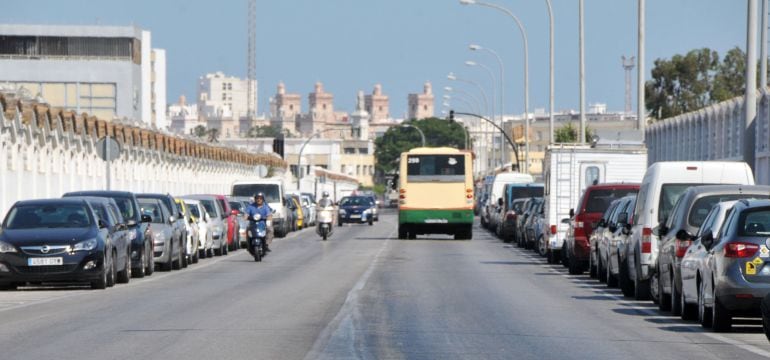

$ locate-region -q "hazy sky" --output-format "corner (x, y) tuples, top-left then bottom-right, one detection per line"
(3, 0), (749, 118)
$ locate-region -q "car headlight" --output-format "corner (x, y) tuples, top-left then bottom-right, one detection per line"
(73, 239), (98, 252)
(339, 209), (347, 215)
(154, 232), (166, 243)
(0, 241), (17, 253)
(364, 209), (372, 214)
(213, 226), (223, 235)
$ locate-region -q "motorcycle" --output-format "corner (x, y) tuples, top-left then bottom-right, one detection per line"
(316, 205), (335, 240)
(247, 213), (269, 262)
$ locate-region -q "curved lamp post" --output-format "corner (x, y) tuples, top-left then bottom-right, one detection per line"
(401, 123), (426, 147)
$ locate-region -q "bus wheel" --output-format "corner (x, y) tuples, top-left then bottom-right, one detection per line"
(398, 226), (407, 240)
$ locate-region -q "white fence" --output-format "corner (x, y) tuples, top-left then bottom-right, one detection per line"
(0, 94), (287, 217)
(645, 90), (770, 185)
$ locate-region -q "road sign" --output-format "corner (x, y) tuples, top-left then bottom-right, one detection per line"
(96, 137), (121, 162)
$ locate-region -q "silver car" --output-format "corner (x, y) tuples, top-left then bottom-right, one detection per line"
(138, 198), (182, 271)
(606, 196), (637, 290)
(590, 197), (625, 283)
(182, 199), (213, 259)
(686, 199), (770, 332)
(184, 195), (228, 257)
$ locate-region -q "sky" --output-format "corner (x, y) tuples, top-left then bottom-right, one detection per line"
(2, 0), (750, 118)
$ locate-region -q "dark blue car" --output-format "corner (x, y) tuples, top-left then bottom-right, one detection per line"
(337, 196), (375, 226)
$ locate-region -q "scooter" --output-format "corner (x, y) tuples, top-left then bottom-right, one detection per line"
(247, 213), (268, 262)
(316, 205), (335, 240)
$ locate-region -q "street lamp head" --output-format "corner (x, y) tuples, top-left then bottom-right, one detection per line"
(465, 60), (477, 67)
(442, 94), (451, 100)
(469, 44), (481, 51)
(447, 73), (457, 81)
(459, 0), (476, 5)
(444, 86), (453, 92)
(442, 102), (451, 107)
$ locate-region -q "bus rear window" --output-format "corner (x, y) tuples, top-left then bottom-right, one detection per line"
(406, 155), (465, 182)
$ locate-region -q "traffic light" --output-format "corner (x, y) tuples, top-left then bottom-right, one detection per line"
(448, 110), (455, 122)
(272, 133), (285, 158)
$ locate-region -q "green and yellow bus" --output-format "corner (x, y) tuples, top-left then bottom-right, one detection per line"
(398, 147), (474, 240)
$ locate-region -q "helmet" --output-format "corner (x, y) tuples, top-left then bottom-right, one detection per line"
(254, 192), (265, 200)
(322, 191), (329, 198)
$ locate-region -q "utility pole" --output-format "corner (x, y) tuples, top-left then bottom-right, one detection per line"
(578, 0), (586, 144)
(637, 0), (646, 137)
(247, 0), (257, 123)
(746, 0), (758, 171)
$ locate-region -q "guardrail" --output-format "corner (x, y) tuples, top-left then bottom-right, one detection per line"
(645, 89), (770, 185)
(0, 93), (286, 217)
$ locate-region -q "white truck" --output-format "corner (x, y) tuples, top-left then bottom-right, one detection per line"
(542, 143), (647, 263)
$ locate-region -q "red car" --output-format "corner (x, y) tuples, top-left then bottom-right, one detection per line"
(564, 183), (639, 275)
(212, 195), (240, 251)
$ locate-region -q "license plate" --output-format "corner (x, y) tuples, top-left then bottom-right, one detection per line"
(350, 214), (361, 219)
(28, 257), (63, 266)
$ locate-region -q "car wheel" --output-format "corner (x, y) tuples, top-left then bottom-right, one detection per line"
(222, 242), (228, 256)
(568, 249), (583, 275)
(671, 274), (683, 316)
(698, 278), (712, 328)
(0, 282), (16, 290)
(681, 283), (697, 320)
(761, 294), (770, 340)
(597, 256), (607, 283)
(620, 256), (634, 297)
(589, 251), (598, 278)
(133, 249), (146, 278)
(368, 218), (373, 226)
(117, 249), (131, 284)
(106, 251), (117, 287)
(199, 249), (206, 259)
(207, 248), (213, 258)
(145, 243), (155, 276)
(658, 270), (671, 311)
(214, 245), (222, 256)
(172, 241), (182, 270)
(92, 257), (109, 290)
(712, 287), (732, 332)
(547, 250), (556, 264)
(633, 254), (651, 300)
(606, 259), (618, 287)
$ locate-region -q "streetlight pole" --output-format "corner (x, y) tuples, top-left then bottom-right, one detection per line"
(448, 72), (492, 171)
(451, 110), (520, 172)
(445, 86), (484, 116)
(465, 60), (498, 167)
(469, 44), (506, 165)
(460, 0), (530, 174)
(579, 0), (586, 144)
(401, 123), (426, 147)
(545, 0), (555, 144)
(637, 0), (646, 135)
(297, 128), (339, 191)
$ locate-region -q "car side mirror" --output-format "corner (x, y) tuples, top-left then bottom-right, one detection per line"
(701, 231), (715, 249)
(231, 209), (240, 216)
(127, 219), (138, 227)
(616, 212), (629, 227)
(168, 215), (176, 224)
(188, 217), (195, 224)
(569, 208), (575, 218)
(621, 224), (631, 235)
(561, 218), (571, 224)
(540, 208), (545, 215)
(497, 198), (503, 207)
(653, 224), (668, 236)
(676, 229), (694, 241)
(98, 219), (108, 229)
(141, 214), (152, 223)
(608, 223), (617, 233)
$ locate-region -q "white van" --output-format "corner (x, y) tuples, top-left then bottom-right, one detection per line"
(483, 172), (534, 231)
(623, 161), (755, 300)
(231, 179), (289, 237)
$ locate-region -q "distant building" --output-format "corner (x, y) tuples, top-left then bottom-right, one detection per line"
(168, 95), (201, 135)
(197, 71), (257, 138)
(269, 82), (300, 134)
(0, 24), (166, 128)
(407, 82), (435, 120)
(365, 84), (389, 122)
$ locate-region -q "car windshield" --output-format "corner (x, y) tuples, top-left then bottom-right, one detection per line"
(689, 194), (770, 227)
(186, 203), (201, 219)
(340, 197), (373, 206)
(509, 186), (544, 203)
(229, 201), (243, 212)
(406, 154), (465, 182)
(5, 204), (92, 229)
(89, 203), (111, 225)
(200, 199), (218, 217)
(232, 184), (281, 203)
(738, 208), (770, 236)
(112, 197), (137, 221)
(138, 200), (164, 224)
(584, 189), (638, 213)
(658, 184), (703, 223)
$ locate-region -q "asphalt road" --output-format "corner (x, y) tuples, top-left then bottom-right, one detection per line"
(2, 210), (770, 359)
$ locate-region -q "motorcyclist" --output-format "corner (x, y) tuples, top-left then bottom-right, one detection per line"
(318, 191), (334, 208)
(245, 193), (272, 253)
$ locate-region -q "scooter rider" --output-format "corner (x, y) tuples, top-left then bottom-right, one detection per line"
(318, 191), (334, 208)
(245, 193), (272, 253)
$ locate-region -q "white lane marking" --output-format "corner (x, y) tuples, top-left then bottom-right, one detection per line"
(304, 226), (395, 360)
(506, 244), (770, 357)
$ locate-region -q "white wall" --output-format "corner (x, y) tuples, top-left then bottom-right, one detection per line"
(152, 48), (167, 129)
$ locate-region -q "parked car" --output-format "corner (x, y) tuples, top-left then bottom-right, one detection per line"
(686, 199), (770, 331)
(523, 198), (544, 250)
(182, 198), (213, 259)
(502, 198), (527, 243)
(657, 185), (770, 317)
(63, 191), (154, 278)
(210, 195), (238, 252)
(589, 198), (624, 279)
(0, 199), (118, 289)
(484, 172), (535, 231)
(68, 196), (133, 284)
(138, 193), (188, 268)
(289, 194), (305, 230)
(516, 198), (538, 248)
(284, 195), (298, 233)
(228, 197), (251, 248)
(624, 161), (754, 301)
(138, 198), (184, 271)
(301, 193), (318, 225)
(175, 198), (200, 264)
(680, 200), (738, 328)
(597, 196), (636, 287)
(564, 183), (640, 275)
(183, 195), (228, 256)
(338, 196), (375, 226)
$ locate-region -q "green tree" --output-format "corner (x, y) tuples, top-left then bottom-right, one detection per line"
(207, 128), (220, 143)
(712, 47), (746, 102)
(374, 117), (467, 174)
(192, 125), (207, 138)
(554, 122), (594, 143)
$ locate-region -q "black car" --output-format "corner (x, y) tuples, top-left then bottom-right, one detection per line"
(338, 196), (375, 226)
(67, 196), (133, 284)
(63, 191), (154, 278)
(0, 198), (116, 289)
(138, 193), (188, 267)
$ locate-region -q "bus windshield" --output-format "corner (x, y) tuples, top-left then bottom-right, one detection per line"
(406, 154), (465, 182)
(232, 184), (281, 203)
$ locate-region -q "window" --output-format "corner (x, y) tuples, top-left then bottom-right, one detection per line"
(379, 106), (383, 111)
(738, 208), (770, 236)
(584, 188), (638, 214)
(584, 166), (600, 187)
(344, 148), (355, 154)
(423, 105), (428, 111)
(222, 93), (227, 100)
(289, 104), (294, 110)
(227, 83), (232, 90)
(222, 83), (227, 90)
(323, 104), (327, 110)
(406, 155), (465, 182)
(689, 194), (770, 227)
(358, 148), (368, 154)
(658, 184), (703, 223)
